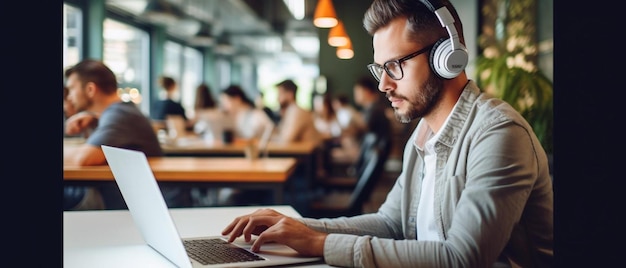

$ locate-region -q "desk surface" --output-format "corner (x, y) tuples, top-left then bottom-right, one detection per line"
(64, 206), (330, 267)
(64, 137), (320, 156)
(161, 137), (319, 156)
(64, 157), (298, 183)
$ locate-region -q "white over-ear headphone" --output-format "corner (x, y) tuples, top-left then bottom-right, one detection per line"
(419, 0), (468, 79)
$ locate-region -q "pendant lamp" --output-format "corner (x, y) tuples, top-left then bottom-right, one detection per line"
(328, 20), (349, 47)
(313, 0), (338, 28)
(141, 0), (185, 26)
(189, 23), (214, 47)
(337, 39), (354, 59)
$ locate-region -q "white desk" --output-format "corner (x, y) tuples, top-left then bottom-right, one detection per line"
(64, 206), (330, 268)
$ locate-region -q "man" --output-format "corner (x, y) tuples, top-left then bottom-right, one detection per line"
(64, 59), (188, 209)
(221, 0), (553, 267)
(273, 79), (320, 144)
(353, 76), (393, 146)
(330, 76), (394, 171)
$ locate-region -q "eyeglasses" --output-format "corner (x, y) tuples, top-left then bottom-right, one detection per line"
(367, 43), (435, 82)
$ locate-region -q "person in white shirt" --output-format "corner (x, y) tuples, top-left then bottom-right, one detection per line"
(219, 85), (274, 140)
(332, 93), (365, 138)
(312, 93), (342, 141)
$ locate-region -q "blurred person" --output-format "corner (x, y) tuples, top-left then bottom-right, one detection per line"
(330, 76), (395, 166)
(312, 92), (345, 177)
(216, 85), (277, 206)
(312, 93), (342, 141)
(63, 86), (88, 138)
(255, 91), (279, 124)
(332, 93), (365, 138)
(330, 93), (366, 163)
(153, 75), (191, 130)
(220, 85), (274, 140)
(188, 83), (226, 140)
(63, 86), (78, 119)
(189, 83), (218, 124)
(273, 79), (321, 144)
(220, 1), (553, 267)
(353, 75), (393, 144)
(63, 59), (191, 210)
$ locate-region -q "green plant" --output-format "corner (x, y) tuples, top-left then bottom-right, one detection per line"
(475, 55), (553, 154)
(475, 0), (553, 154)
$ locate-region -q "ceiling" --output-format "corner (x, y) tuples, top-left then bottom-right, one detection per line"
(105, 0), (320, 63)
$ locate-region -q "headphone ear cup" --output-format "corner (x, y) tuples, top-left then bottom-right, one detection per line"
(429, 38), (468, 79)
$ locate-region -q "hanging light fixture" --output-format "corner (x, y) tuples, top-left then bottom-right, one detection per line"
(337, 39), (354, 59)
(141, 0), (185, 26)
(327, 20), (349, 47)
(167, 16), (201, 36)
(313, 0), (338, 28)
(215, 33), (235, 55)
(188, 23), (214, 47)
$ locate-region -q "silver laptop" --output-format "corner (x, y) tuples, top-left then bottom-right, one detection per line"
(101, 145), (321, 268)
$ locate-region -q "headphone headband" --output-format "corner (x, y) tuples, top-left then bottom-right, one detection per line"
(418, 0), (468, 79)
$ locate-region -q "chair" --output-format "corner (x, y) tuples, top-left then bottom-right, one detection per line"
(308, 132), (391, 218)
(316, 132), (383, 190)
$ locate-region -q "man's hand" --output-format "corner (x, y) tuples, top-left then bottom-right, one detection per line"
(221, 208), (327, 256)
(65, 112), (97, 135)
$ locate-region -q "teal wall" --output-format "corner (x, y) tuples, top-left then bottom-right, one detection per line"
(317, 0), (374, 101)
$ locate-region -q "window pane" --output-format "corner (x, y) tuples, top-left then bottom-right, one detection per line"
(103, 18), (150, 114)
(163, 41), (183, 80)
(181, 47), (203, 117)
(63, 3), (82, 71)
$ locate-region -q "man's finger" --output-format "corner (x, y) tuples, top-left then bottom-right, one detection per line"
(226, 217), (251, 242)
(242, 216), (274, 242)
(251, 227), (279, 252)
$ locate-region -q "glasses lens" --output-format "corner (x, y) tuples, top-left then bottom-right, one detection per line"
(384, 61), (402, 80)
(367, 64), (383, 82)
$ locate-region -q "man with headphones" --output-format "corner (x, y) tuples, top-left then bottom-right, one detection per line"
(221, 0), (554, 267)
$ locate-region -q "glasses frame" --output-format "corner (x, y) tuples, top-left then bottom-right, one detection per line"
(367, 43), (435, 82)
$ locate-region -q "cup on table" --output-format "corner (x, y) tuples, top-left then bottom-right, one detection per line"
(222, 129), (234, 144)
(244, 139), (259, 161)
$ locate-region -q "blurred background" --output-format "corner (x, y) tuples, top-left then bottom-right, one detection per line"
(63, 0), (553, 154)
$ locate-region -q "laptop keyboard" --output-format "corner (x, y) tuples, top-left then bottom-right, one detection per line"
(183, 238), (266, 265)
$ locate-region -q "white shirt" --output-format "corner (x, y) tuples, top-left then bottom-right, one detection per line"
(415, 106), (455, 241)
(235, 108), (274, 140)
(415, 129), (442, 241)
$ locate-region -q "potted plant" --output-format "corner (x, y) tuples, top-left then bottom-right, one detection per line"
(474, 0), (553, 155)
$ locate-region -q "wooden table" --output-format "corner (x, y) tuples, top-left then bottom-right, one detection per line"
(64, 157), (298, 204)
(161, 138), (323, 196)
(161, 137), (320, 157)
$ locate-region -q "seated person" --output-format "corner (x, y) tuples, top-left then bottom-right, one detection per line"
(329, 93), (367, 167)
(312, 93), (342, 142)
(220, 1), (553, 267)
(220, 85), (274, 141)
(152, 75), (191, 131)
(188, 83), (227, 143)
(63, 59), (191, 210)
(273, 79), (321, 144)
(254, 91), (279, 124)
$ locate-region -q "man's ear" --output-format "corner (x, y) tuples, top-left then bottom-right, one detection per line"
(84, 82), (97, 97)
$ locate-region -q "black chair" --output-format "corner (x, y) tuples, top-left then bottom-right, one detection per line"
(316, 132), (380, 189)
(308, 132), (391, 218)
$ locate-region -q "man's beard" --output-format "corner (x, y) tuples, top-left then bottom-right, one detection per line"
(74, 98), (93, 113)
(388, 73), (443, 123)
(279, 100), (289, 110)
